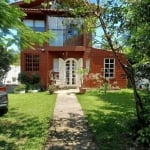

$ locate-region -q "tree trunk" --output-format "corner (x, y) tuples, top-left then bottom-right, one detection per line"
(98, 16), (145, 124)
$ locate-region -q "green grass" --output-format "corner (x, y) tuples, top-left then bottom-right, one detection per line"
(77, 89), (138, 150)
(0, 92), (56, 150)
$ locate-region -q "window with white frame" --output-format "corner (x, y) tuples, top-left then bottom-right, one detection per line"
(23, 20), (45, 32)
(86, 59), (90, 73)
(104, 58), (115, 78)
(53, 59), (59, 72)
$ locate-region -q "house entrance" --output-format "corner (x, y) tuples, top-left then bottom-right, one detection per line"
(65, 59), (77, 86)
(52, 58), (82, 88)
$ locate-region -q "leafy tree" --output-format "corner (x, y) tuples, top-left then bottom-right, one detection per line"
(0, 47), (14, 81)
(1, 0), (54, 49)
(50, 0), (149, 127)
(0, 0), (53, 81)
(125, 0), (150, 82)
(11, 50), (20, 66)
(96, 2), (145, 125)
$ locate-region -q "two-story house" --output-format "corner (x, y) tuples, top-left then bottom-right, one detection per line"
(14, 0), (127, 89)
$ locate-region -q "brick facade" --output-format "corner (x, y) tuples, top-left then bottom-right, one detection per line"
(15, 0), (127, 89)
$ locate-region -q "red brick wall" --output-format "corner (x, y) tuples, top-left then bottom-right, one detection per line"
(21, 48), (127, 89)
(83, 49), (127, 89)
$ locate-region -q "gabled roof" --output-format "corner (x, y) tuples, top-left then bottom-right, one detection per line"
(12, 0), (45, 8)
(12, 0), (72, 17)
(21, 8), (68, 17)
(12, 0), (94, 17)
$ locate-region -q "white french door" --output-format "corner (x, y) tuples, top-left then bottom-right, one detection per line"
(65, 59), (77, 86)
(53, 58), (83, 87)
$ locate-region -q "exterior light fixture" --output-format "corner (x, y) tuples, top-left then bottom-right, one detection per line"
(41, 48), (45, 52)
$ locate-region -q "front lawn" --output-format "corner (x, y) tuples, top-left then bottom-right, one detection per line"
(0, 92), (56, 150)
(77, 89), (141, 150)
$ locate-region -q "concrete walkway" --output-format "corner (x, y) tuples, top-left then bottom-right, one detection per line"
(44, 89), (98, 150)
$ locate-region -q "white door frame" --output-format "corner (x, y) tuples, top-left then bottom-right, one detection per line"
(53, 58), (83, 88)
(65, 58), (77, 87)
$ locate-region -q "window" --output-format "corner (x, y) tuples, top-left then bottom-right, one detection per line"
(86, 59), (90, 72)
(25, 54), (39, 71)
(23, 20), (45, 32)
(48, 17), (83, 46)
(53, 59), (59, 72)
(104, 58), (115, 78)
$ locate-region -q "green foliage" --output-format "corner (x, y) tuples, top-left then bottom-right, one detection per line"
(135, 93), (150, 146)
(18, 72), (41, 91)
(137, 125), (150, 147)
(0, 0), (24, 30)
(18, 72), (30, 84)
(48, 84), (56, 94)
(125, 0), (150, 66)
(142, 94), (150, 124)
(77, 89), (149, 149)
(127, 91), (150, 147)
(103, 82), (109, 94)
(13, 52), (20, 65)
(9, 50), (20, 65)
(0, 46), (13, 81)
(0, 47), (20, 81)
(14, 84), (26, 93)
(0, 0), (53, 81)
(92, 73), (120, 94)
(76, 68), (88, 87)
(57, 0), (149, 147)
(0, 0), (53, 50)
(19, 28), (54, 50)
(77, 89), (143, 149)
(31, 73), (40, 85)
(0, 92), (56, 149)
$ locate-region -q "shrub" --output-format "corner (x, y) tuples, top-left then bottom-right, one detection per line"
(18, 72), (41, 92)
(31, 73), (40, 84)
(130, 93), (150, 147)
(18, 72), (30, 84)
(14, 84), (26, 93)
(137, 125), (150, 146)
(48, 84), (56, 94)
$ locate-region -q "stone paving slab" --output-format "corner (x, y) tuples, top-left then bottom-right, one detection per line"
(44, 89), (98, 150)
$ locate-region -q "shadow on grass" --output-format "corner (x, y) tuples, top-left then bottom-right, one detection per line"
(78, 90), (144, 150)
(86, 111), (135, 150)
(0, 108), (46, 150)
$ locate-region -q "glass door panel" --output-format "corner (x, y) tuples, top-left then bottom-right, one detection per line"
(65, 59), (76, 86)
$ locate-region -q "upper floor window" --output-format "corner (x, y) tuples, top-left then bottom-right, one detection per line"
(48, 17), (83, 46)
(23, 20), (45, 32)
(104, 58), (115, 78)
(25, 54), (39, 71)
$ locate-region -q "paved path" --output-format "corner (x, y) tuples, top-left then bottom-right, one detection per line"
(44, 89), (98, 150)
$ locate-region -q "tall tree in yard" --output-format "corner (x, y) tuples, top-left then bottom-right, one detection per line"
(51, 0), (149, 126)
(0, 0), (53, 81)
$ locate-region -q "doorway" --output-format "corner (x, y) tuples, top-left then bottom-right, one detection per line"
(65, 59), (77, 86)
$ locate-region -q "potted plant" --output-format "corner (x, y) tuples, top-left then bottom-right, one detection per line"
(48, 84), (56, 94)
(76, 68), (88, 94)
